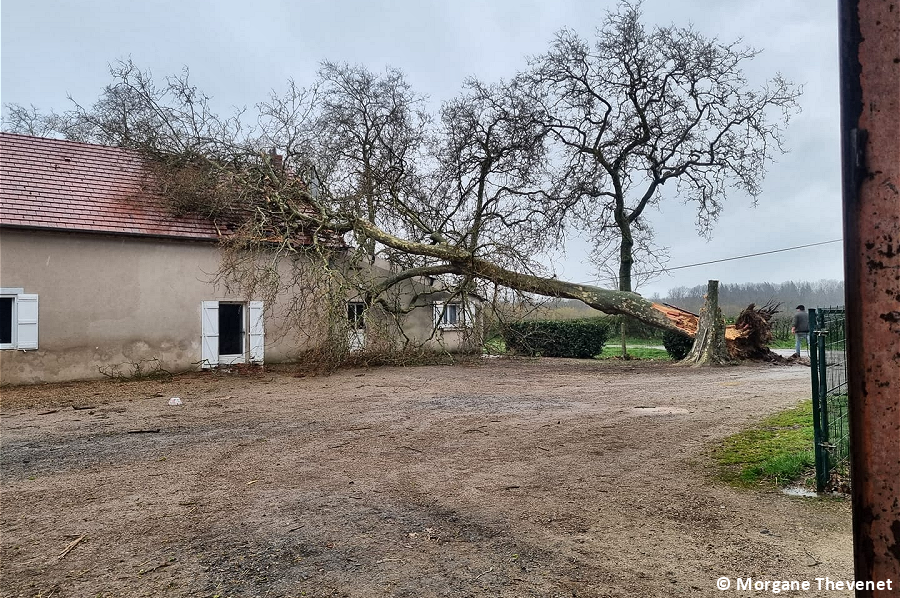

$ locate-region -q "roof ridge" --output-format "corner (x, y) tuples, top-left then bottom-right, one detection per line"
(0, 132), (146, 156)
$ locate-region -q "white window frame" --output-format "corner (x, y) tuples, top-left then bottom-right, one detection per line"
(434, 301), (471, 330)
(0, 294), (17, 350)
(0, 288), (38, 351)
(347, 301), (366, 330)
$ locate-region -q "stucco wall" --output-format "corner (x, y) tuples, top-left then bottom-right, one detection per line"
(390, 296), (480, 352)
(0, 229), (311, 384)
(354, 263), (482, 352)
(0, 229), (479, 384)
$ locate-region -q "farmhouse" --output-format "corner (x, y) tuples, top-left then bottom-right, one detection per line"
(0, 133), (478, 385)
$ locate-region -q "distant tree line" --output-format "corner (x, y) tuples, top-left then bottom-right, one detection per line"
(662, 279), (845, 317)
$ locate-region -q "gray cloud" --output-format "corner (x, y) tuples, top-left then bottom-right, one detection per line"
(1, 0), (844, 298)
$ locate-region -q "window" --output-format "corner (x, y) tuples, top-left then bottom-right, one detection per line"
(201, 301), (264, 367)
(0, 289), (38, 350)
(434, 301), (469, 329)
(347, 302), (365, 330)
(346, 302), (366, 352)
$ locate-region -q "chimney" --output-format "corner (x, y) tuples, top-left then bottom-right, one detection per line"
(269, 148), (283, 171)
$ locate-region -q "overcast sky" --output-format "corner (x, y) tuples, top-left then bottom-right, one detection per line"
(0, 0), (845, 297)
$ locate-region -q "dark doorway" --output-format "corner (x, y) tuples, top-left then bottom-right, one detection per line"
(0, 297), (13, 344)
(218, 303), (244, 356)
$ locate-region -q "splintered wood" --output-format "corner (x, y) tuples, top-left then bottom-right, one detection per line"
(652, 302), (743, 340)
(654, 300), (789, 362)
(652, 303), (700, 336)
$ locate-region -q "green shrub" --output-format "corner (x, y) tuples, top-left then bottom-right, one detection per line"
(663, 330), (694, 360)
(502, 318), (609, 358)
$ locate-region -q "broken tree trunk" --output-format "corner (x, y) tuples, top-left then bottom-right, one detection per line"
(353, 218), (694, 334)
(683, 280), (733, 366)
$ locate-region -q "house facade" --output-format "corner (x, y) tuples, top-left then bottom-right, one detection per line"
(0, 133), (478, 385)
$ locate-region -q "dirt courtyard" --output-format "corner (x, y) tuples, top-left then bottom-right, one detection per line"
(1, 358), (851, 597)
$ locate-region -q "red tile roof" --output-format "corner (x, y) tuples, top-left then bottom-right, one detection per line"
(0, 133), (230, 241)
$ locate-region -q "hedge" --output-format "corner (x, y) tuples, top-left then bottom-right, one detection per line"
(663, 330), (694, 360)
(603, 314), (666, 340)
(502, 318), (609, 358)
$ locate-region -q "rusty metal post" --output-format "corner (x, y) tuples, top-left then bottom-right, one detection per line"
(838, 0), (900, 595)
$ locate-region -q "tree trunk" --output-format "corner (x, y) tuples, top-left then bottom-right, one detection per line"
(618, 230), (634, 295)
(617, 216), (634, 358)
(351, 217), (695, 333)
(683, 280), (733, 365)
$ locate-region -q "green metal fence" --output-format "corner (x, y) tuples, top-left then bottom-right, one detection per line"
(809, 307), (850, 491)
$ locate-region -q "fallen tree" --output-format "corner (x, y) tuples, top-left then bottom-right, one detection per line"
(656, 290), (788, 363)
(3, 4), (799, 364)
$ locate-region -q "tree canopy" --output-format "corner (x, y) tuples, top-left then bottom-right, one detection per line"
(3, 1), (801, 338)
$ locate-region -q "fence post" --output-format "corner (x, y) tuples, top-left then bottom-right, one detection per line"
(816, 310), (831, 488)
(809, 309), (827, 492)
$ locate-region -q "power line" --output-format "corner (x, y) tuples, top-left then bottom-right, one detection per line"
(575, 238), (843, 285)
(650, 238), (843, 274)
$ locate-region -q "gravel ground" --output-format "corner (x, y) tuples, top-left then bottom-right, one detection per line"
(1, 358), (851, 597)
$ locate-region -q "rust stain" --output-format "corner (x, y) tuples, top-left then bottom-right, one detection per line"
(841, 0), (900, 593)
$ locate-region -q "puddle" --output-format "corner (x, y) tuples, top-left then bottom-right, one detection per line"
(782, 486), (818, 498)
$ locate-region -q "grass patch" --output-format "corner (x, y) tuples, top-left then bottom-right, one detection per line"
(607, 336), (664, 347)
(597, 346), (671, 360)
(483, 336), (507, 355)
(714, 400), (816, 488)
(770, 338), (798, 349)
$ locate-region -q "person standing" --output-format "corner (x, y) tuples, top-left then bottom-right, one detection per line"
(791, 305), (810, 357)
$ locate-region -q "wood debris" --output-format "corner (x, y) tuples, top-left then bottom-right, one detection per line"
(57, 534), (85, 560)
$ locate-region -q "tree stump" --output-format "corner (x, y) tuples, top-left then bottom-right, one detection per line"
(684, 280), (734, 366)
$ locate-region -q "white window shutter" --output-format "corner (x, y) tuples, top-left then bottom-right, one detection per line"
(201, 301), (219, 368)
(248, 301), (265, 364)
(16, 294), (38, 349)
(464, 303), (476, 328)
(348, 330), (365, 352)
